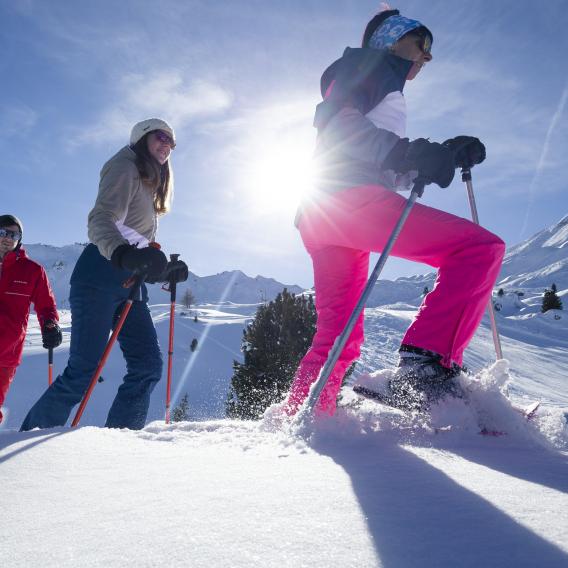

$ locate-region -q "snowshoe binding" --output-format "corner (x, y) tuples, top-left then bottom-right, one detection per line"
(354, 345), (465, 412)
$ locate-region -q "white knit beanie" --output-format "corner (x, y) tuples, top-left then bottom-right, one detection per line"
(130, 118), (176, 146)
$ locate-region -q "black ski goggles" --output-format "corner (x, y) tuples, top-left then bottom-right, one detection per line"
(0, 228), (21, 241)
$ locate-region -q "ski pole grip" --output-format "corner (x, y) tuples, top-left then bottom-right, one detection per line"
(169, 254), (180, 302)
(122, 269), (147, 289)
(461, 167), (472, 182)
(412, 176), (428, 199)
(125, 272), (146, 299)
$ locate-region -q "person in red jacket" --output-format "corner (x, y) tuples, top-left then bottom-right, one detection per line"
(0, 214), (62, 424)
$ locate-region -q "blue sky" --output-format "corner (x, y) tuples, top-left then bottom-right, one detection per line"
(1, 0), (567, 288)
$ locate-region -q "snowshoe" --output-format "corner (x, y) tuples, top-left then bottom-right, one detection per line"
(354, 346), (465, 412)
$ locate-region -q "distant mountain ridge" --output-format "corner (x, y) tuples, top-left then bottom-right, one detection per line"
(173, 270), (304, 305)
(22, 244), (303, 306)
(21, 213), (568, 308)
(364, 213), (568, 307)
(23, 243), (87, 308)
(498, 214), (568, 289)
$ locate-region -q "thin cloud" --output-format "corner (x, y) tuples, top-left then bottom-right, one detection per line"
(122, 73), (233, 127)
(0, 104), (38, 137)
(67, 72), (232, 150)
(407, 59), (522, 125)
(206, 96), (316, 135)
(520, 81), (568, 236)
(404, 57), (565, 201)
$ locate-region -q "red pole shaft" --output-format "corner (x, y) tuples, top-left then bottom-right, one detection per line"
(165, 300), (175, 424)
(164, 253), (179, 424)
(71, 299), (134, 427)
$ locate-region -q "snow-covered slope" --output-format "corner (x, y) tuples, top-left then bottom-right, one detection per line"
(3, 219), (568, 568)
(498, 214), (568, 289)
(366, 272), (435, 308)
(361, 212), (568, 308)
(1, 382), (567, 568)
(8, 214), (568, 429)
(24, 243), (87, 309)
(4, 303), (257, 427)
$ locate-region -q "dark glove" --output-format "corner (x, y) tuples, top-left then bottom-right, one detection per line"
(383, 138), (455, 188)
(42, 320), (62, 349)
(442, 136), (486, 169)
(111, 244), (168, 283)
(161, 259), (189, 284)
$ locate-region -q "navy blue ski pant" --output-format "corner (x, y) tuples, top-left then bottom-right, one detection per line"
(21, 280), (162, 431)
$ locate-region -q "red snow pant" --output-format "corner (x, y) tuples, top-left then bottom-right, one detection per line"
(0, 366), (17, 423)
(286, 185), (505, 416)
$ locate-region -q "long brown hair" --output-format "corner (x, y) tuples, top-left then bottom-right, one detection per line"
(131, 133), (174, 215)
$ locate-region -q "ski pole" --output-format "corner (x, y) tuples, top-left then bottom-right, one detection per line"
(48, 348), (53, 386)
(461, 167), (503, 360)
(71, 273), (145, 428)
(295, 177), (428, 424)
(164, 253), (180, 424)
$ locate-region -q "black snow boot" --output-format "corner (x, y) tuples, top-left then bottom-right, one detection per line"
(388, 345), (464, 412)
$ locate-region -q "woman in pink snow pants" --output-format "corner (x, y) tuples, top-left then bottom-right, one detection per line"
(285, 8), (505, 415)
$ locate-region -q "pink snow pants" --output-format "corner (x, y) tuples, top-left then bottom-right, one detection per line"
(286, 185), (505, 415)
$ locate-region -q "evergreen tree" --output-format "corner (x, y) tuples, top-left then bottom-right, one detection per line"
(497, 288), (504, 297)
(423, 286), (429, 296)
(172, 393), (190, 422)
(541, 285), (563, 313)
(226, 289), (317, 420)
(182, 289), (196, 310)
(190, 338), (198, 352)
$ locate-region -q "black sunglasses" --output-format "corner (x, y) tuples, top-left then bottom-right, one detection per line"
(0, 228), (22, 241)
(153, 130), (176, 148)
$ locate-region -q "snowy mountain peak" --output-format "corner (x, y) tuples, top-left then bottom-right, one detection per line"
(21, 244), (303, 306)
(498, 213), (568, 289)
(542, 215), (568, 249)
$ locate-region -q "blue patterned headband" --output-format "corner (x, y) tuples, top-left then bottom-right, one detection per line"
(368, 15), (424, 50)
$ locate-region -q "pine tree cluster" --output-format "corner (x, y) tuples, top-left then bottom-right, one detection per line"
(541, 283), (563, 313)
(182, 289), (196, 309)
(226, 289), (316, 420)
(172, 393), (190, 422)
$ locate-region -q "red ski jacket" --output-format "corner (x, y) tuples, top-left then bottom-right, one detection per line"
(0, 248), (58, 366)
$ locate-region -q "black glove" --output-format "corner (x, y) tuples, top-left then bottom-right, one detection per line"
(383, 138), (455, 188)
(111, 244), (168, 283)
(161, 259), (189, 284)
(442, 136), (486, 169)
(42, 320), (62, 349)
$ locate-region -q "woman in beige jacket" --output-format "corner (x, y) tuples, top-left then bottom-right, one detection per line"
(22, 118), (188, 431)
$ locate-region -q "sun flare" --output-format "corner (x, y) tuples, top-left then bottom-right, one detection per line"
(244, 136), (316, 215)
